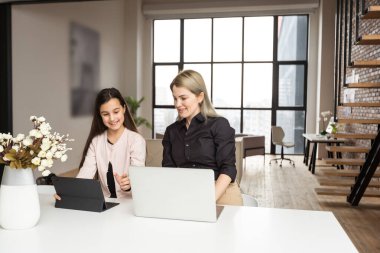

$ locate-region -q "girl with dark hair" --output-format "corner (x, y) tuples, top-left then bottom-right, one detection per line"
(59, 88), (145, 199)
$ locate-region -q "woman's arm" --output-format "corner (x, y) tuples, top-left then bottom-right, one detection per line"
(215, 174), (232, 200)
(162, 128), (176, 167)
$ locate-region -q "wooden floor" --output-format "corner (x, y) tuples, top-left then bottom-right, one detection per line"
(240, 155), (380, 253)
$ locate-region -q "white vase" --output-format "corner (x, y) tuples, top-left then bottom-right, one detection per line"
(0, 166), (40, 230)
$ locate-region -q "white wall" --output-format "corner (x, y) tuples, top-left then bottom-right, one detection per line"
(12, 0), (126, 175)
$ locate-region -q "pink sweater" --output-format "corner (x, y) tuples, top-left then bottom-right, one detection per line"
(77, 128), (146, 198)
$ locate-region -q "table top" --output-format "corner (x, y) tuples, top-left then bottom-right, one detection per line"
(0, 186), (358, 253)
(303, 133), (346, 143)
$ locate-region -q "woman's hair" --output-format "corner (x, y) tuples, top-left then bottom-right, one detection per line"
(170, 69), (218, 120)
(79, 87), (137, 168)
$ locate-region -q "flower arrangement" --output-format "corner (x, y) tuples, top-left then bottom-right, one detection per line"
(0, 116), (73, 176)
(319, 111), (333, 135)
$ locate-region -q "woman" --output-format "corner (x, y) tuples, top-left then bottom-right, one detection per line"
(162, 70), (243, 206)
(57, 88), (146, 199)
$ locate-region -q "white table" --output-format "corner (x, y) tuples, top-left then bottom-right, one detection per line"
(0, 187), (358, 253)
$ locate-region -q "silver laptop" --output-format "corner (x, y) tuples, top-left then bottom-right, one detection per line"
(129, 166), (223, 222)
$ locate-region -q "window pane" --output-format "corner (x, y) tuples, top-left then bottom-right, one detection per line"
(154, 20), (180, 62)
(278, 16), (307, 61)
(183, 64), (211, 96)
(279, 65), (305, 107)
(154, 108), (178, 136)
(155, 65), (178, 105)
(243, 110), (272, 152)
(243, 63), (272, 108)
(216, 109), (241, 133)
(244, 17), (273, 61)
(276, 110), (305, 154)
(213, 18), (242, 61)
(213, 64), (241, 107)
(184, 19), (211, 62)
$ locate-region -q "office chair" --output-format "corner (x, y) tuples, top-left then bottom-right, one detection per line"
(241, 193), (259, 207)
(269, 126), (295, 167)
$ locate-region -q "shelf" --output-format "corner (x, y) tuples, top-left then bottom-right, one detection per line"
(349, 60), (380, 68)
(362, 5), (380, 19)
(332, 133), (377, 139)
(325, 146), (370, 153)
(323, 158), (365, 166)
(356, 34), (380, 45)
(337, 118), (380, 124)
(345, 82), (380, 88)
(340, 102), (380, 107)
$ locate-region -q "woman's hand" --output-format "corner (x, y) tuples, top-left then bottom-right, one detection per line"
(54, 194), (61, 201)
(114, 172), (131, 191)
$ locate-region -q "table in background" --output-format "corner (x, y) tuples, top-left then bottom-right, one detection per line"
(303, 133), (345, 174)
(0, 187), (358, 253)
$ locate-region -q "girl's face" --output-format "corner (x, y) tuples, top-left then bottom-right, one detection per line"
(99, 98), (126, 132)
(172, 86), (204, 122)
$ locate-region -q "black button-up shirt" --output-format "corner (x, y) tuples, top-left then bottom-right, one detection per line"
(162, 113), (237, 182)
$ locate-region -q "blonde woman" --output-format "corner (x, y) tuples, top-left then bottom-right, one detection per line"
(162, 70), (243, 206)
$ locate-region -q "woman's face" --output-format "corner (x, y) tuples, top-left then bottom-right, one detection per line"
(172, 86), (204, 122)
(99, 98), (125, 132)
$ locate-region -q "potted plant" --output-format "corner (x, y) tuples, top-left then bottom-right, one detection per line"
(124, 96), (151, 129)
(0, 116), (73, 229)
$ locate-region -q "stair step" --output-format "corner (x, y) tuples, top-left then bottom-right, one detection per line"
(325, 146), (370, 153)
(356, 34), (380, 45)
(362, 5), (380, 19)
(332, 133), (377, 139)
(318, 178), (380, 188)
(345, 82), (380, 88)
(338, 118), (380, 124)
(350, 60), (380, 68)
(320, 168), (380, 177)
(323, 158), (365, 166)
(340, 102), (380, 107)
(315, 187), (380, 197)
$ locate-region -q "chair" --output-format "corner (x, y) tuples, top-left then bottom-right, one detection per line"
(269, 126), (295, 167)
(241, 193), (258, 207)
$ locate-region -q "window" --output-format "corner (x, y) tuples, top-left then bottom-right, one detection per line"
(153, 15), (308, 154)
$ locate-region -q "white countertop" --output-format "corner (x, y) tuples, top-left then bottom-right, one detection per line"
(0, 186), (358, 253)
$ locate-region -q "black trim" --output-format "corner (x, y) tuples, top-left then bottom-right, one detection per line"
(0, 3), (12, 183)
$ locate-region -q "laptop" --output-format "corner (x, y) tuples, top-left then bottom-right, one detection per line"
(129, 166), (223, 222)
(52, 177), (119, 212)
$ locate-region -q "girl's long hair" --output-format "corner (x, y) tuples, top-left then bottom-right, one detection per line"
(79, 88), (137, 168)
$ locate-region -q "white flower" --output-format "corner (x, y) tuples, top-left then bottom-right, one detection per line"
(29, 129), (38, 137)
(15, 134), (25, 142)
(12, 145), (20, 152)
(37, 116), (46, 122)
(38, 165), (45, 171)
(41, 158), (53, 168)
(61, 154), (68, 162)
(0, 146), (3, 152)
(42, 169), (51, 177)
(22, 137), (33, 146)
(45, 151), (53, 159)
(31, 157), (41, 165)
(42, 138), (51, 145)
(3, 133), (12, 140)
(38, 150), (46, 158)
(39, 122), (51, 135)
(30, 150), (34, 155)
(50, 145), (57, 153)
(40, 143), (51, 152)
(30, 116), (37, 121)
(35, 131), (43, 138)
(54, 151), (62, 159)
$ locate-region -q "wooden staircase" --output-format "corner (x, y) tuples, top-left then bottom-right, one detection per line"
(315, 2), (380, 205)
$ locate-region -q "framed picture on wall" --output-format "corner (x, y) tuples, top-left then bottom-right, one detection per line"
(70, 22), (100, 117)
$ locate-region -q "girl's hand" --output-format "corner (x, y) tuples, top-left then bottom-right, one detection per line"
(114, 172), (131, 191)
